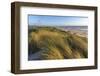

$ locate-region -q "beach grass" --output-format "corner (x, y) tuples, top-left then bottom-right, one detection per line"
(28, 27), (88, 60)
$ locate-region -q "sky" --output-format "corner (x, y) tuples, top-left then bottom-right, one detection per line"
(28, 15), (88, 26)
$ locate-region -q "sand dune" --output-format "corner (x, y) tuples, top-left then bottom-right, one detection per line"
(28, 27), (88, 60)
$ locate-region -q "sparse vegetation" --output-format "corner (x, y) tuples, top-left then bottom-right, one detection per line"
(28, 27), (88, 60)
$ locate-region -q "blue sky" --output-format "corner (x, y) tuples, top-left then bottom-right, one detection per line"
(28, 15), (88, 26)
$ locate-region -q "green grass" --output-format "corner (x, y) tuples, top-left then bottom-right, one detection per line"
(28, 27), (88, 60)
